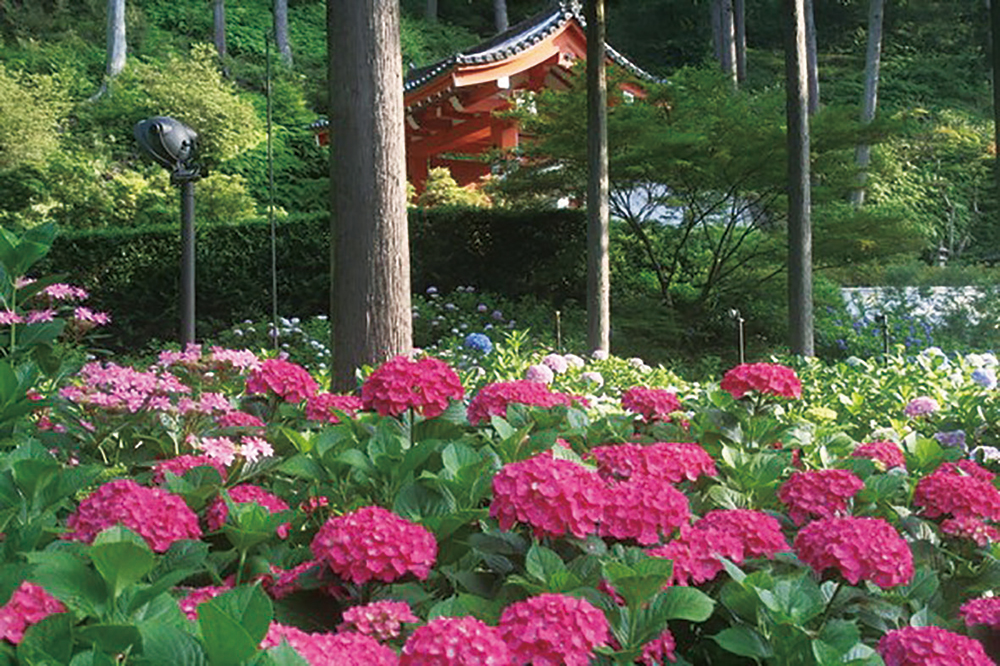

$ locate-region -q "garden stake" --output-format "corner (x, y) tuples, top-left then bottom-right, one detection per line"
(879, 313), (890, 360)
(555, 310), (562, 351)
(730, 309), (746, 364)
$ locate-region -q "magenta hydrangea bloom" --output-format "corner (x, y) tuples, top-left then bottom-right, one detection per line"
(310, 506), (437, 585)
(590, 442), (717, 484)
(639, 629), (678, 665)
(151, 454), (228, 485)
(941, 516), (1000, 546)
(215, 410), (266, 431)
(467, 380), (584, 425)
(498, 593), (610, 666)
(262, 560), (321, 600)
(400, 615), (511, 665)
(260, 625), (399, 665)
(305, 392), (363, 424)
(777, 469), (864, 525)
(961, 596), (1000, 629)
(794, 516), (914, 589)
(601, 476), (690, 545)
(490, 451), (606, 539)
(63, 479), (202, 553)
(877, 625), (993, 665)
(694, 509), (789, 559)
(913, 463), (1000, 522)
(851, 440), (907, 470)
(245, 358), (318, 403)
(361, 355), (463, 418)
(621, 387), (683, 422)
(720, 363), (802, 400)
(177, 583), (232, 621)
(205, 484), (291, 539)
(340, 600), (418, 642)
(0, 582), (67, 644)
(648, 525), (745, 586)
(937, 459), (996, 482)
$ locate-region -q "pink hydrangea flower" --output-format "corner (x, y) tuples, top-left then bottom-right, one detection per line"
(42, 283), (88, 300)
(208, 346), (262, 371)
(877, 625), (993, 665)
(361, 355), (463, 419)
(851, 440), (907, 470)
(260, 625), (399, 665)
(0, 582), (67, 644)
(648, 525), (745, 586)
(904, 396), (940, 418)
(0, 310), (23, 325)
(400, 615), (510, 665)
(239, 436), (274, 464)
(205, 484), (290, 539)
(311, 506), (437, 585)
(961, 596), (1000, 629)
(305, 392), (363, 424)
(778, 469), (864, 525)
(600, 476), (690, 545)
(340, 600), (418, 642)
(794, 516), (914, 589)
(498, 593), (610, 666)
(621, 387), (683, 422)
(246, 358), (318, 403)
(63, 479), (202, 553)
(261, 560), (322, 600)
(913, 463), (1000, 521)
(541, 353), (570, 375)
(720, 363), (802, 400)
(177, 583), (232, 620)
(941, 516), (1000, 546)
(467, 380), (584, 425)
(639, 629), (678, 665)
(151, 454), (227, 485)
(694, 509), (789, 559)
(215, 410), (266, 431)
(60, 361), (190, 414)
(193, 436), (240, 467)
(590, 442), (717, 484)
(525, 363), (555, 384)
(25, 309), (55, 324)
(490, 451), (606, 539)
(937, 459), (995, 483)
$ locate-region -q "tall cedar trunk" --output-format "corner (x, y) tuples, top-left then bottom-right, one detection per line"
(711, 0), (722, 61)
(720, 0), (738, 85)
(851, 0), (885, 206)
(783, 0), (814, 356)
(990, 0), (1000, 193)
(328, 0), (412, 390)
(426, 0), (437, 23)
(90, 0), (126, 100)
(734, 0), (747, 83)
(494, 0), (509, 33)
(586, 0), (610, 354)
(275, 0), (292, 67)
(805, 0), (819, 113)
(213, 0), (226, 60)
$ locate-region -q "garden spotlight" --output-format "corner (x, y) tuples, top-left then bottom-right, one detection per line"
(134, 116), (202, 346)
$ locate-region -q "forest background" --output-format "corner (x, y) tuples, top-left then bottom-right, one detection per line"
(0, 0), (997, 369)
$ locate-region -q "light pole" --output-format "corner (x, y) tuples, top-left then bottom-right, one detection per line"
(134, 116), (202, 346)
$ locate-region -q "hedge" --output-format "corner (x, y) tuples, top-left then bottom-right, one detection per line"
(38, 207), (587, 350)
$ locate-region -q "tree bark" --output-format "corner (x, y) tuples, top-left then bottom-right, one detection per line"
(426, 0), (437, 23)
(719, 0), (738, 86)
(711, 0), (722, 61)
(783, 0), (814, 356)
(990, 0), (1000, 194)
(213, 0), (226, 60)
(494, 0), (509, 33)
(90, 0), (126, 100)
(275, 0), (292, 67)
(805, 0), (819, 113)
(586, 0), (610, 354)
(734, 0), (747, 83)
(851, 0), (885, 207)
(328, 0), (412, 390)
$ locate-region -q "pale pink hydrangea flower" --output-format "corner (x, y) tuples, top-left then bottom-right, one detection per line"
(42, 283), (88, 300)
(73, 307), (111, 325)
(310, 506), (437, 585)
(205, 484), (291, 539)
(498, 593), (610, 666)
(0, 310), (26, 325)
(400, 615), (510, 665)
(904, 396), (940, 418)
(541, 353), (569, 374)
(25, 309), (55, 324)
(240, 436), (274, 464)
(339, 600), (417, 642)
(524, 363), (555, 384)
(209, 346), (262, 371)
(0, 582), (67, 644)
(563, 353), (586, 368)
(193, 436), (240, 467)
(63, 479), (202, 552)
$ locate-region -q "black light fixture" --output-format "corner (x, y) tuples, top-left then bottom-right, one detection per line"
(134, 116), (202, 346)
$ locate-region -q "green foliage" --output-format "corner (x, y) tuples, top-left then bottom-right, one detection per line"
(416, 167), (490, 208)
(0, 65), (68, 170)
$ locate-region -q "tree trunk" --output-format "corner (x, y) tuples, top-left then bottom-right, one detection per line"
(805, 0), (819, 113)
(990, 0), (1000, 194)
(90, 0), (126, 100)
(586, 0), (610, 354)
(494, 0), (509, 33)
(711, 0), (722, 61)
(213, 0), (226, 60)
(328, 0), (412, 390)
(851, 0), (885, 207)
(426, 0), (437, 23)
(275, 0), (292, 67)
(719, 0), (738, 86)
(734, 0), (747, 83)
(783, 0), (814, 356)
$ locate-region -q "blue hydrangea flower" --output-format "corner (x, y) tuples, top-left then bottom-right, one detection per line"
(972, 368), (997, 390)
(463, 332), (493, 354)
(934, 430), (967, 452)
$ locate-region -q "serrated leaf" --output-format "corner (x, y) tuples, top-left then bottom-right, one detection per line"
(526, 543), (568, 583)
(77, 624), (143, 654)
(16, 612), (73, 665)
(198, 585), (272, 666)
(712, 626), (772, 658)
(89, 526), (156, 600)
(139, 623), (207, 666)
